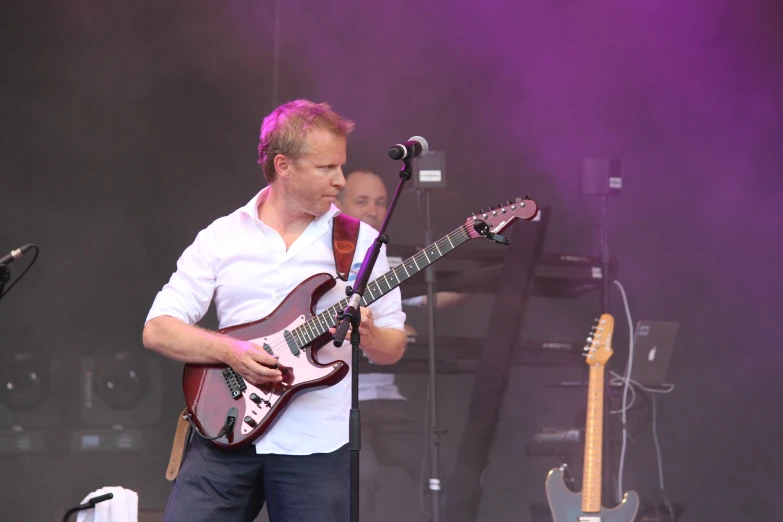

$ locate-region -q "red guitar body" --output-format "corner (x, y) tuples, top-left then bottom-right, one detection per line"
(182, 273), (347, 448)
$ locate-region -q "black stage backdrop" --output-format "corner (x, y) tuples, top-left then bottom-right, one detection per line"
(1, 1), (782, 520)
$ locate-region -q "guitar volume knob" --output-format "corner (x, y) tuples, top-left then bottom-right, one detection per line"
(244, 416), (257, 427)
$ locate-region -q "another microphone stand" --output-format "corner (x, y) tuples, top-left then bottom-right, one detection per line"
(598, 191), (617, 507)
(0, 264), (10, 302)
(333, 157), (414, 522)
(417, 186), (444, 522)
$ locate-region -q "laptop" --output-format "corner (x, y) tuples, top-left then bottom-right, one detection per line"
(625, 320), (679, 387)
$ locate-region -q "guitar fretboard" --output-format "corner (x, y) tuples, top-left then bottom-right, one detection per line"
(287, 224), (472, 348)
(582, 363), (606, 513)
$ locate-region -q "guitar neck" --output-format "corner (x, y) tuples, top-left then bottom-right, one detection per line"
(581, 364), (605, 513)
(291, 225), (472, 346)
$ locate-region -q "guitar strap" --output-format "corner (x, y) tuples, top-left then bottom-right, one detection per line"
(332, 212), (361, 281)
(165, 212), (361, 480)
(165, 408), (191, 481)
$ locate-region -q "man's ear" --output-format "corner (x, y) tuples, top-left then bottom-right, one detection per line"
(273, 154), (290, 180)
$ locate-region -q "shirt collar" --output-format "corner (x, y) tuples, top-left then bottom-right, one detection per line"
(240, 187), (342, 229)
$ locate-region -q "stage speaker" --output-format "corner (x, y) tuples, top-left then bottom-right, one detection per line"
(581, 157), (623, 195)
(413, 150), (446, 189)
(0, 352), (65, 453)
(71, 351), (163, 452)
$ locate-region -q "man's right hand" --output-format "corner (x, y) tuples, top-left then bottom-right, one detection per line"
(225, 340), (283, 385)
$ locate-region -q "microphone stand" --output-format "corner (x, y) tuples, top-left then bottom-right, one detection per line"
(333, 157), (414, 522)
(417, 186), (444, 522)
(598, 191), (617, 507)
(0, 264), (10, 302)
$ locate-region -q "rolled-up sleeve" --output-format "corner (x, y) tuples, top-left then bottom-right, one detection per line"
(145, 227), (217, 325)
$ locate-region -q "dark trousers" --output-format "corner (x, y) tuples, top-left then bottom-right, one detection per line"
(359, 399), (427, 521)
(164, 435), (349, 522)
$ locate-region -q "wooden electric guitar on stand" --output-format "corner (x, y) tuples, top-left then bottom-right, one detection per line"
(545, 313), (640, 521)
(181, 198), (538, 449)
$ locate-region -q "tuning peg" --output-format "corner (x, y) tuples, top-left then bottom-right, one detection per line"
(506, 200), (512, 206)
(479, 208), (485, 214)
(525, 194), (532, 200)
(586, 337), (593, 343)
(593, 317), (600, 323)
(489, 205), (495, 211)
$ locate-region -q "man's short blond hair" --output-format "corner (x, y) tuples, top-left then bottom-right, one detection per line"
(257, 100), (355, 184)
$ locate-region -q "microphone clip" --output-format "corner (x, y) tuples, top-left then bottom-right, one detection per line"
(473, 220), (511, 246)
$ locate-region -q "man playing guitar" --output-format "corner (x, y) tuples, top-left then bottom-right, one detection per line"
(142, 100), (407, 522)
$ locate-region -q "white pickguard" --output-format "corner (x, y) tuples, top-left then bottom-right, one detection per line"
(238, 315), (343, 434)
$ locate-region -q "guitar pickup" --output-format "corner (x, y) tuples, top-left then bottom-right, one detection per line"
(283, 330), (301, 356)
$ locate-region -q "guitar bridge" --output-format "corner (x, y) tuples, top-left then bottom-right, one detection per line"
(222, 368), (247, 399)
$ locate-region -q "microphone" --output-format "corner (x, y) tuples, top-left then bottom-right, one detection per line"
(388, 136), (429, 161)
(86, 493), (114, 506)
(0, 244), (34, 265)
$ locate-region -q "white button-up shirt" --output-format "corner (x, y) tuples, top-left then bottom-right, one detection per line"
(146, 187), (405, 455)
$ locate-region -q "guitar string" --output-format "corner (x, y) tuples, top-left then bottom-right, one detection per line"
(253, 226), (469, 357)
(241, 225), (472, 360)
(242, 207), (520, 360)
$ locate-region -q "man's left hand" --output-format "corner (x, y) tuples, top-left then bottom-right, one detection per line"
(329, 307), (377, 347)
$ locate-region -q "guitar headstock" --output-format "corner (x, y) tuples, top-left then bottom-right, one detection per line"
(583, 313), (615, 367)
(465, 197), (539, 240)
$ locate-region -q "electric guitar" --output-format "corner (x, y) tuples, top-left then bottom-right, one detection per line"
(182, 198), (539, 448)
(545, 313), (640, 521)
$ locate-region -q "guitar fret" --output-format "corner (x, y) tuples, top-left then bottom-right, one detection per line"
(290, 329), (300, 347)
(434, 243), (442, 256)
(446, 235), (454, 249)
(316, 314), (327, 332)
